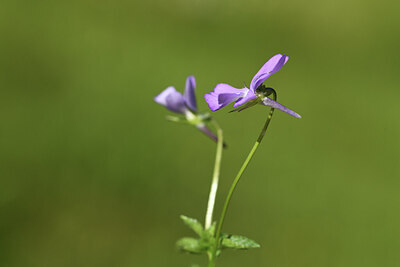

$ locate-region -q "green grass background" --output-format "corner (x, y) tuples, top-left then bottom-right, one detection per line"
(1, 0), (399, 266)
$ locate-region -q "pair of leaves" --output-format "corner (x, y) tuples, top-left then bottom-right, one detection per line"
(177, 215), (260, 255)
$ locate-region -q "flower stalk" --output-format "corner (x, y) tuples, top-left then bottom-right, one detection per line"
(205, 119), (224, 230)
(208, 90), (277, 267)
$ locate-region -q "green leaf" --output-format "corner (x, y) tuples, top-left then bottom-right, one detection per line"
(180, 215), (203, 236)
(221, 234), (261, 249)
(176, 237), (205, 254)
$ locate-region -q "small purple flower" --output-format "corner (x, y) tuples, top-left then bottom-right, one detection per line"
(154, 76), (220, 143)
(204, 54), (301, 118)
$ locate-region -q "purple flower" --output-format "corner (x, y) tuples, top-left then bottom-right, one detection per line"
(204, 54), (301, 118)
(154, 76), (220, 143)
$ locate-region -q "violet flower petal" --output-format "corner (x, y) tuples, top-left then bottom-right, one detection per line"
(154, 86), (187, 113)
(218, 93), (242, 106)
(165, 91), (187, 114)
(204, 83), (247, 111)
(184, 75), (197, 112)
(261, 97), (301, 119)
(154, 86), (176, 107)
(204, 93), (220, 111)
(213, 83), (247, 94)
(250, 54), (289, 91)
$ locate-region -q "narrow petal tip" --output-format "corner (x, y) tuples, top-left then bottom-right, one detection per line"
(291, 112), (302, 119)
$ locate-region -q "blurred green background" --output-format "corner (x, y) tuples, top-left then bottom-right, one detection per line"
(1, 0), (399, 266)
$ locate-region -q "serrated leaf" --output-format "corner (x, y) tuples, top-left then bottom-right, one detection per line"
(176, 237), (205, 254)
(221, 234), (260, 249)
(180, 215), (203, 236)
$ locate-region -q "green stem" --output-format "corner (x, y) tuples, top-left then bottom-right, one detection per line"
(205, 119), (224, 230)
(208, 91), (277, 267)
